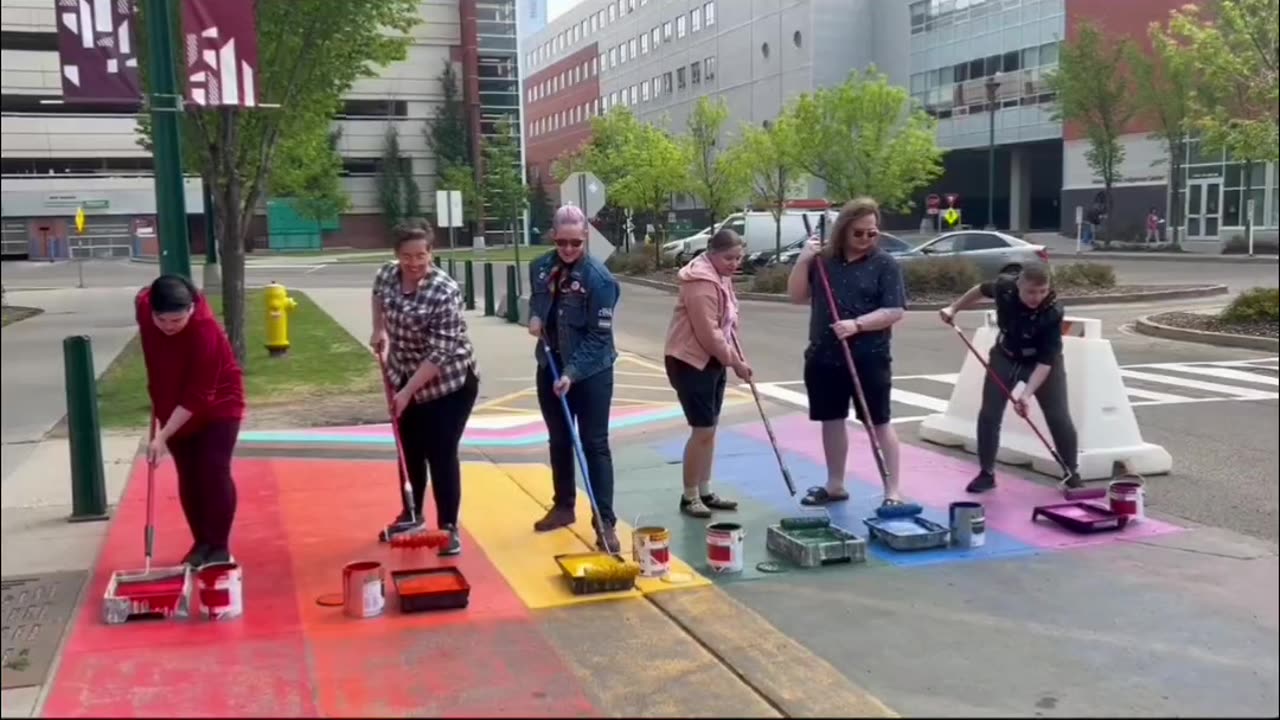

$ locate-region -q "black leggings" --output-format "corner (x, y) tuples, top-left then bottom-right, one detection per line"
(168, 419), (240, 552)
(977, 348), (1078, 474)
(397, 370), (479, 527)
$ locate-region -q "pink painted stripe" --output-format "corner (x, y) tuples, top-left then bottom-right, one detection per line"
(735, 414), (1181, 550)
(280, 405), (675, 441)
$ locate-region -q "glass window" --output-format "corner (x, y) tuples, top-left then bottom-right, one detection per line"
(641, 33), (649, 53)
(609, 47), (618, 67)
(692, 8), (701, 32)
(627, 0), (635, 11)
(705, 2), (715, 26)
(985, 54), (1001, 75)
(609, 4), (616, 21)
(1224, 188), (1242, 226)
(910, 1), (927, 33)
(1022, 46), (1040, 68)
(1270, 175), (1279, 226)
(1040, 41), (1059, 65)
(691, 61), (701, 84)
(591, 14), (598, 32)
(598, 10), (606, 26)
(629, 38), (637, 58)
(653, 27), (660, 47)
(961, 233), (1010, 251)
(641, 80), (650, 101)
(677, 66), (687, 89)
(663, 21), (673, 40)
(663, 71), (673, 93)
(925, 235), (960, 253)
(1002, 50), (1020, 72)
(705, 56), (716, 80)
(630, 85), (637, 104)
(677, 15), (687, 38)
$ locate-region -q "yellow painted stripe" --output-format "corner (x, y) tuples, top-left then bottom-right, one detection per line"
(461, 461), (644, 609)
(497, 463), (712, 597)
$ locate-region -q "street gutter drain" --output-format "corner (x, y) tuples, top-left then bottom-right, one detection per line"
(2, 571), (87, 690)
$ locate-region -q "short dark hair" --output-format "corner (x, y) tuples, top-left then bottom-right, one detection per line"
(707, 228), (744, 253)
(149, 274), (198, 313)
(1019, 263), (1051, 286)
(393, 220), (434, 251)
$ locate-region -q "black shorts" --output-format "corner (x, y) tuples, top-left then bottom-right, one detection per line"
(803, 354), (893, 425)
(665, 356), (727, 428)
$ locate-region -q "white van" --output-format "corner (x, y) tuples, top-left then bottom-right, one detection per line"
(662, 209), (838, 263)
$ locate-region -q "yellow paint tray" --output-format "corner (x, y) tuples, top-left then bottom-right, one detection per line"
(554, 552), (638, 596)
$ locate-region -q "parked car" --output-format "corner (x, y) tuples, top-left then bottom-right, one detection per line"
(771, 231), (912, 266)
(745, 235), (808, 272)
(661, 226), (713, 263)
(662, 209), (839, 265)
(894, 230), (1049, 280)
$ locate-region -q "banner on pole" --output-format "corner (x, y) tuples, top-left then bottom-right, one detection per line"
(183, 0), (261, 107)
(55, 0), (142, 102)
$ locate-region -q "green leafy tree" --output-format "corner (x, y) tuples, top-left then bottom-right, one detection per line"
(440, 164), (482, 247)
(135, 0), (420, 363)
(528, 178), (555, 241)
(1047, 23), (1137, 245)
(482, 121), (529, 289)
(724, 118), (805, 255)
(268, 126), (349, 222)
(597, 111), (689, 263)
(1128, 24), (1195, 246)
(1163, 0), (1278, 241)
(377, 126), (405, 228)
(425, 60), (478, 241)
(785, 68), (944, 211)
(685, 96), (747, 226)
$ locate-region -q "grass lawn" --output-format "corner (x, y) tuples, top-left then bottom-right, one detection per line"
(2, 305), (43, 327)
(332, 246), (549, 264)
(96, 289), (380, 429)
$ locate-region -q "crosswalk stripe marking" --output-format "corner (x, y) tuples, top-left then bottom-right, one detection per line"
(1123, 387), (1196, 403)
(1117, 369), (1276, 400)
(891, 388), (951, 412)
(1147, 363), (1279, 388)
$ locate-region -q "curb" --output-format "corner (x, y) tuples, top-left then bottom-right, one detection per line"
(1064, 251), (1278, 264)
(616, 275), (1230, 309)
(1133, 315), (1280, 352)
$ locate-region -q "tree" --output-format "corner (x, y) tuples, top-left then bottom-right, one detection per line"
(377, 126), (405, 228)
(267, 126), (350, 222)
(1047, 23), (1137, 246)
(135, 0), (420, 364)
(724, 118), (805, 256)
(425, 60), (478, 243)
(685, 96), (747, 226)
(1163, 0), (1278, 242)
(1128, 25), (1194, 246)
(528, 177), (555, 240)
(599, 112), (689, 263)
(482, 121), (528, 290)
(785, 68), (944, 212)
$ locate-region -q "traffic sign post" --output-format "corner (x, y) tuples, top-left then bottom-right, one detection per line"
(559, 171), (615, 262)
(1075, 205), (1084, 255)
(74, 206), (86, 288)
(436, 190), (464, 249)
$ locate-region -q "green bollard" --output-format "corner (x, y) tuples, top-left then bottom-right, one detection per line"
(483, 263), (495, 316)
(464, 260), (475, 311)
(447, 258), (456, 279)
(505, 265), (519, 323)
(63, 336), (109, 522)
(434, 256), (443, 270)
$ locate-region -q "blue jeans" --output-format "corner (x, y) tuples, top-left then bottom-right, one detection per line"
(536, 365), (616, 526)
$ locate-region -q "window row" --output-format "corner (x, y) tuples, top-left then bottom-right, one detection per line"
(528, 56), (600, 103)
(528, 1), (716, 71)
(910, 0), (1030, 35)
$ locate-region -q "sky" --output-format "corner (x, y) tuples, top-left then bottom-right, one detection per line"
(547, 0), (584, 22)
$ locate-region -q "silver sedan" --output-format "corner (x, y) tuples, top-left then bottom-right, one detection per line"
(894, 230), (1050, 280)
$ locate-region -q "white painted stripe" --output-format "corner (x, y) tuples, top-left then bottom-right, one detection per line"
(1151, 364), (1280, 387)
(1130, 395), (1278, 408)
(749, 382), (949, 417)
(1123, 387), (1195, 403)
(752, 383), (812, 410)
(1119, 369), (1276, 399)
(466, 413), (543, 429)
(890, 388), (951, 412)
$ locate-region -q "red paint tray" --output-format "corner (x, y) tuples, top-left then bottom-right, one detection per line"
(391, 567), (470, 613)
(1032, 502), (1129, 534)
(102, 567), (192, 624)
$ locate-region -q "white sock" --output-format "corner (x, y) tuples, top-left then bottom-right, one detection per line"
(683, 486), (700, 501)
(698, 482), (712, 497)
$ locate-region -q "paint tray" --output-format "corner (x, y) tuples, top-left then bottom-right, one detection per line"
(102, 567), (192, 624)
(1032, 502), (1129, 534)
(862, 515), (950, 551)
(391, 567), (471, 613)
(766, 523), (866, 567)
(554, 552), (637, 596)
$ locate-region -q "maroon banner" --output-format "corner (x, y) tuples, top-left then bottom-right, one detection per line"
(54, 0), (142, 103)
(182, 0), (261, 107)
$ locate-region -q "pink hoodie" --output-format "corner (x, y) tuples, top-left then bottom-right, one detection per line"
(663, 254), (741, 370)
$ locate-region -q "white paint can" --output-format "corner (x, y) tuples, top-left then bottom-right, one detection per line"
(632, 526), (671, 578)
(196, 561), (243, 620)
(1108, 480), (1145, 523)
(706, 522), (745, 574)
(342, 560), (385, 619)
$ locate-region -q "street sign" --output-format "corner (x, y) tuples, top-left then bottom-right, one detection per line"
(944, 193), (959, 208)
(560, 171), (606, 217)
(942, 207), (960, 227)
(436, 190), (463, 228)
(1075, 206), (1084, 226)
(74, 206), (86, 234)
(926, 194), (941, 216)
(587, 224), (614, 263)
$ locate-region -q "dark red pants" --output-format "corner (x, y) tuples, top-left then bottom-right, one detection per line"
(167, 419), (240, 551)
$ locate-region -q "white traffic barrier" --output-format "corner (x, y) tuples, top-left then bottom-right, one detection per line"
(918, 313), (1172, 480)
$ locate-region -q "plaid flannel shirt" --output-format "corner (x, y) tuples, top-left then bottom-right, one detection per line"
(372, 262), (476, 404)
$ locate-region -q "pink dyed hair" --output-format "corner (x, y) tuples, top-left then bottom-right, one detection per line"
(553, 204), (589, 234)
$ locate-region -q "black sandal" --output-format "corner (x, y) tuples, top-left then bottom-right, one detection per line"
(800, 486), (850, 506)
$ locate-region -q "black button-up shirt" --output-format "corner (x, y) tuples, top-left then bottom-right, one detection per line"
(806, 248), (906, 365)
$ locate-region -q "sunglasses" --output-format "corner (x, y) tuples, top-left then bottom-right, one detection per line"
(555, 238), (585, 248)
(850, 229), (880, 239)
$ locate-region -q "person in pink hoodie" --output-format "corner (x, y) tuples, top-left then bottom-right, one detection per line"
(663, 229), (753, 518)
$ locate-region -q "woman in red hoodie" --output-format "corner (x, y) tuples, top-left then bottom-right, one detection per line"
(663, 229), (752, 518)
(136, 274), (245, 568)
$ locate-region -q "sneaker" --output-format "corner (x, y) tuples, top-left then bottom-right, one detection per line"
(701, 493), (738, 511)
(182, 543), (210, 568)
(680, 495), (713, 518)
(533, 506), (576, 533)
(378, 511), (423, 542)
(595, 524), (622, 554)
(1061, 472), (1085, 490)
(966, 472), (997, 494)
(438, 525), (462, 557)
(201, 547), (234, 566)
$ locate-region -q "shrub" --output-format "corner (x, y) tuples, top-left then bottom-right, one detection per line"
(604, 248), (657, 276)
(751, 264), (791, 294)
(900, 258), (981, 297)
(1222, 234), (1280, 255)
(1052, 262), (1116, 290)
(1219, 287), (1279, 324)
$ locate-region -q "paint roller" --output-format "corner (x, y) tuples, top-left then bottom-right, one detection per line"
(376, 353), (431, 543)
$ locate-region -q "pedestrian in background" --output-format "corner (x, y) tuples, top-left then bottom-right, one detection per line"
(1145, 207), (1163, 244)
(527, 205), (623, 552)
(136, 274), (245, 568)
(370, 223), (479, 556)
(663, 228), (751, 518)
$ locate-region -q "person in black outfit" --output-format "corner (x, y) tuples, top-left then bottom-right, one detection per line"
(939, 264), (1082, 493)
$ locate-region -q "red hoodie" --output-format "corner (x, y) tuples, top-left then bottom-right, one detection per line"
(136, 288), (245, 435)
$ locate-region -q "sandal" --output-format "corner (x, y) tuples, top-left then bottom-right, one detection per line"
(800, 486), (850, 506)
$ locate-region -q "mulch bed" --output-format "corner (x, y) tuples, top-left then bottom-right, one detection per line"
(1148, 311), (1280, 340)
(1, 306), (43, 327)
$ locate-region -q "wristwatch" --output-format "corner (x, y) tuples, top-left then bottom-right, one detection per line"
(853, 318), (863, 333)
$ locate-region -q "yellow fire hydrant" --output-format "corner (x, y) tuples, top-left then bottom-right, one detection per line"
(264, 282), (298, 357)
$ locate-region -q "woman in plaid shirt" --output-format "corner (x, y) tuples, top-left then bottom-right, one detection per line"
(370, 224), (479, 556)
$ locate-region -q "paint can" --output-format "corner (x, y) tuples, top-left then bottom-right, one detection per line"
(949, 502), (986, 548)
(342, 561), (385, 619)
(631, 526), (671, 578)
(705, 522), (745, 574)
(1108, 480), (1145, 522)
(196, 561), (243, 620)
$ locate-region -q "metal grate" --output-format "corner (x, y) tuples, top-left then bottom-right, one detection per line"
(1, 572), (87, 690)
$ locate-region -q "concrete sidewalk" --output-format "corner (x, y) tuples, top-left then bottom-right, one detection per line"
(1030, 232), (1278, 262)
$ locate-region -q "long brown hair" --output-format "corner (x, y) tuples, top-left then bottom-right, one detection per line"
(822, 197), (881, 259)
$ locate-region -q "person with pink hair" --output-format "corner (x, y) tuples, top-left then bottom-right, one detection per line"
(526, 204), (624, 552)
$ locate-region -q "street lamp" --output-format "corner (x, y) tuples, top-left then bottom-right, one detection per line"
(985, 75), (1000, 231)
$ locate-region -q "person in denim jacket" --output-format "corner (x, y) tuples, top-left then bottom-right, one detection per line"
(527, 205), (623, 552)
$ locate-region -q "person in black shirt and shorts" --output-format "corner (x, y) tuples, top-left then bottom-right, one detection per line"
(939, 264), (1083, 493)
(786, 198), (908, 510)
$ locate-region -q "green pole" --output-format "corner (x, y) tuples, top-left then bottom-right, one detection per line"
(63, 336), (109, 523)
(504, 265), (519, 323)
(143, 0), (191, 280)
(483, 263), (495, 316)
(464, 260), (475, 310)
(447, 258), (456, 279)
(434, 256), (443, 270)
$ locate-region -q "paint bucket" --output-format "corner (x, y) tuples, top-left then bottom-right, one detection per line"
(949, 502), (986, 548)
(632, 526), (671, 578)
(706, 522), (745, 574)
(1108, 479), (1145, 522)
(342, 561), (385, 619)
(196, 562), (243, 620)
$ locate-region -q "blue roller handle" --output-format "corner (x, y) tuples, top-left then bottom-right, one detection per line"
(541, 342), (608, 542)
